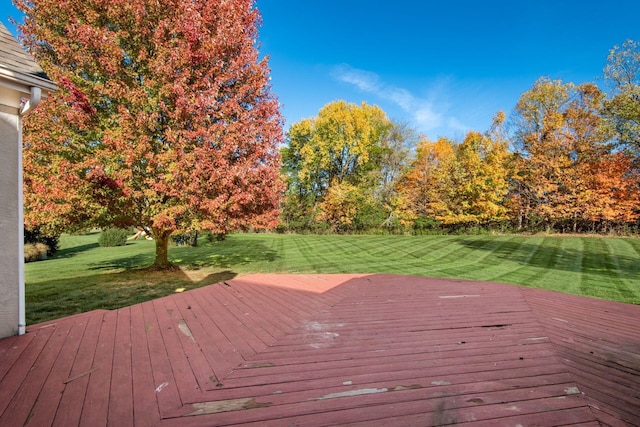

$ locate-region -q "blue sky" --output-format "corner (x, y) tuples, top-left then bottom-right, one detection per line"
(3, 1), (640, 140)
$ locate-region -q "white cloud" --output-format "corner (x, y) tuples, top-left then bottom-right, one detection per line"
(383, 87), (413, 111)
(333, 66), (381, 93)
(332, 64), (469, 136)
(414, 105), (442, 131)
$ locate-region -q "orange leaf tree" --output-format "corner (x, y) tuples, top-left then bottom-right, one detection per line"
(512, 78), (638, 231)
(18, 0), (283, 268)
(402, 137), (456, 223)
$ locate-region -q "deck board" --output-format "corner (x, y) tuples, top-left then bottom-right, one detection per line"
(170, 290), (233, 383)
(0, 324), (53, 419)
(107, 307), (134, 427)
(1, 318), (76, 427)
(165, 295), (219, 393)
(523, 286), (640, 426)
(25, 313), (89, 427)
(2, 273), (639, 426)
(142, 299), (184, 417)
(0, 333), (32, 381)
(153, 296), (203, 402)
(129, 302), (162, 427)
(80, 310), (118, 427)
(52, 311), (103, 427)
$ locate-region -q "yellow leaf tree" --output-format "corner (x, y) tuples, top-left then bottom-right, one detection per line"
(281, 100), (394, 231)
(403, 122), (511, 228)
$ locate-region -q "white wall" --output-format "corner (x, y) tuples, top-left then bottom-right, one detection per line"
(0, 92), (21, 338)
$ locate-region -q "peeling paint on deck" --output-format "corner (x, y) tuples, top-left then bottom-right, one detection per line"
(564, 386), (581, 395)
(314, 388), (389, 400)
(439, 295), (481, 299)
(313, 384), (423, 400)
(177, 319), (195, 342)
(244, 362), (275, 368)
(186, 398), (272, 416)
(3, 273), (634, 426)
(306, 320), (343, 349)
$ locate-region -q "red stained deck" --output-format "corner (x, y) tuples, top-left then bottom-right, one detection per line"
(1, 274), (638, 426)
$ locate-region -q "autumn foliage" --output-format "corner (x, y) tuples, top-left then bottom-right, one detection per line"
(403, 128), (511, 227)
(18, 2), (640, 242)
(282, 63), (640, 234)
(18, 0), (283, 267)
(510, 79), (639, 232)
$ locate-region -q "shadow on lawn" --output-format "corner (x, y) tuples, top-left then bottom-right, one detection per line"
(170, 240), (278, 269)
(53, 243), (100, 259)
(25, 269), (239, 324)
(88, 253), (155, 271)
(86, 239), (278, 271)
(459, 238), (640, 280)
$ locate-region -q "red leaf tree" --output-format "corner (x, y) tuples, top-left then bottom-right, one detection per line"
(17, 0), (283, 268)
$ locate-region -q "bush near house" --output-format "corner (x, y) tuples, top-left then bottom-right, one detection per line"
(24, 226), (59, 255)
(24, 242), (49, 263)
(98, 228), (129, 247)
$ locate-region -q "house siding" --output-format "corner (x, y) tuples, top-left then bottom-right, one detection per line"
(0, 103), (21, 338)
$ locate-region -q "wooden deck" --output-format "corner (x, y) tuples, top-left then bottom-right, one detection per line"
(0, 274), (638, 426)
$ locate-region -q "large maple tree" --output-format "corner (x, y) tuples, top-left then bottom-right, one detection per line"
(17, 0), (283, 268)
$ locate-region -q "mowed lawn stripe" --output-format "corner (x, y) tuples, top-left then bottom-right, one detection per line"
(238, 234), (639, 304)
(25, 233), (640, 324)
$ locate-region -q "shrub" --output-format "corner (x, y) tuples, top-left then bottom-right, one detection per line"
(24, 242), (49, 263)
(98, 228), (129, 247)
(24, 226), (59, 255)
(171, 230), (200, 247)
(211, 232), (227, 242)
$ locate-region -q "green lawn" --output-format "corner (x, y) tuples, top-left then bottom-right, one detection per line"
(25, 233), (640, 324)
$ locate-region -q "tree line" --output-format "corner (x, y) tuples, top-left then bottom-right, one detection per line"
(280, 41), (640, 235)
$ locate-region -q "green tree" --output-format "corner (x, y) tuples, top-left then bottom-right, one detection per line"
(299, 100), (390, 188)
(281, 100), (393, 231)
(18, 0), (283, 268)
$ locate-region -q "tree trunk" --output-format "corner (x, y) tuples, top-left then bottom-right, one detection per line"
(188, 230), (198, 247)
(152, 229), (174, 270)
(517, 210), (523, 231)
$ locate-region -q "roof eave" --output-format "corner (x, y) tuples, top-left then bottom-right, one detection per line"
(0, 65), (58, 94)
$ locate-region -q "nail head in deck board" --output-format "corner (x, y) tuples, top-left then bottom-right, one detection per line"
(1, 274), (639, 426)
